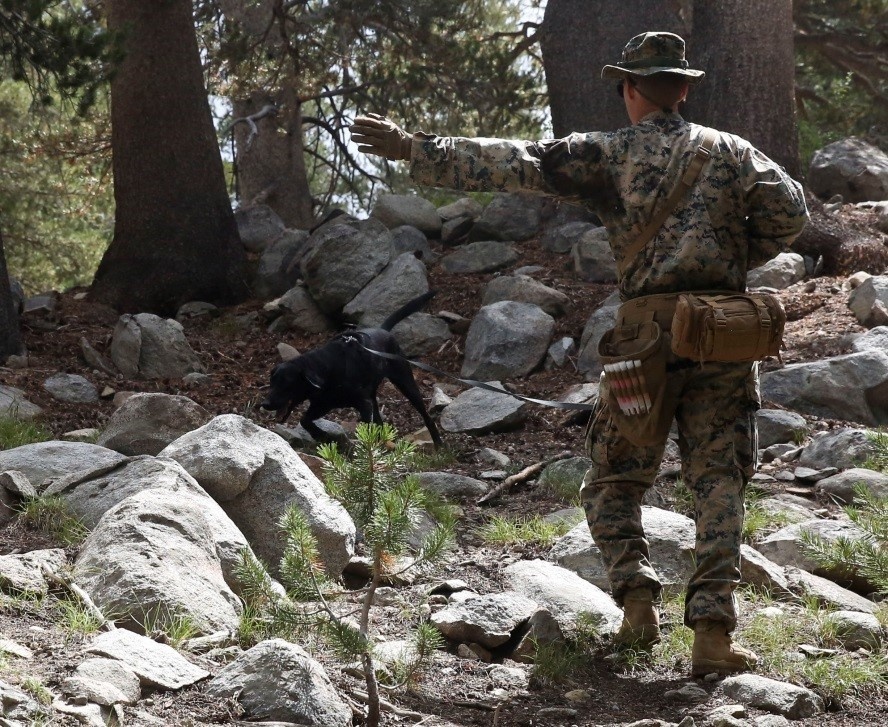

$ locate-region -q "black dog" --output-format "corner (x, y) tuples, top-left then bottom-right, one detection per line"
(261, 291), (443, 447)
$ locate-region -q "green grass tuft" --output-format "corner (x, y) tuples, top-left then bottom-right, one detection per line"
(0, 416), (52, 450)
(477, 514), (571, 547)
(18, 496), (88, 546)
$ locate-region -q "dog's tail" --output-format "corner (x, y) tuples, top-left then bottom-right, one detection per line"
(380, 290), (437, 331)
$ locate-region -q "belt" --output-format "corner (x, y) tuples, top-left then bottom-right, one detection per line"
(617, 293), (679, 331)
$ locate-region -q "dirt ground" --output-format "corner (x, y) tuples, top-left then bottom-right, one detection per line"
(1, 205), (887, 726)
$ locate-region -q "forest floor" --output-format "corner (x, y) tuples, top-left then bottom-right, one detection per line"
(1, 205), (887, 726)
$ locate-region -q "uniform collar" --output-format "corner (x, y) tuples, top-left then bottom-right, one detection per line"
(638, 109), (686, 125)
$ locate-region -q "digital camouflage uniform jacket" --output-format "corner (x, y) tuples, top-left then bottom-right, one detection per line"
(409, 110), (808, 297)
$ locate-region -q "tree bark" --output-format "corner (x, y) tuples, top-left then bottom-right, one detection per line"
(0, 228), (22, 359)
(92, 0), (249, 316)
(541, 0), (688, 135)
(540, 0), (801, 178)
(688, 0), (800, 178)
(232, 90), (315, 229)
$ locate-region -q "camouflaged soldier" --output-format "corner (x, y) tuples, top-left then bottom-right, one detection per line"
(351, 31), (808, 676)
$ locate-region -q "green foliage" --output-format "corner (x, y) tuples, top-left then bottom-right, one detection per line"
(139, 605), (201, 647)
(478, 514), (571, 547)
(235, 424), (454, 726)
(197, 0), (546, 213)
(20, 676), (52, 706)
(863, 429), (888, 473)
(794, 0), (888, 166)
(0, 0), (117, 112)
(0, 81), (113, 293)
(54, 596), (103, 635)
(18, 496), (88, 546)
(802, 484), (888, 595)
(0, 414), (52, 450)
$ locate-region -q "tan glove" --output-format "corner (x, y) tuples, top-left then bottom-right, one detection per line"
(350, 113), (413, 161)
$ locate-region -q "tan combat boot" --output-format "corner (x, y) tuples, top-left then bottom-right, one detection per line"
(614, 587), (660, 648)
(691, 619), (759, 676)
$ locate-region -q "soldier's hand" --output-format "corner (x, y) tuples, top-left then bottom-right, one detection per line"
(350, 113), (413, 161)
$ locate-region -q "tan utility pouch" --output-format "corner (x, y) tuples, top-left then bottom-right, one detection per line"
(671, 292), (786, 362)
(598, 321), (672, 447)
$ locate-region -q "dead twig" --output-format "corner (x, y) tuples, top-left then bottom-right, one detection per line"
(41, 563), (116, 632)
(350, 689), (423, 718)
(477, 450), (573, 506)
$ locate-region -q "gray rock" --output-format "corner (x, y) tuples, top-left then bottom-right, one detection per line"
(391, 225), (434, 260)
(371, 194), (442, 235)
(73, 487), (245, 634)
(262, 285), (333, 334)
(747, 253), (806, 289)
(65, 657), (141, 706)
(205, 639), (350, 726)
(546, 337), (577, 369)
(541, 221), (598, 254)
(816, 467), (888, 504)
(577, 292), (622, 379)
(848, 275), (888, 327)
(439, 384), (529, 435)
(850, 325), (888, 353)
(0, 385), (42, 420)
(756, 518), (866, 575)
(110, 313), (205, 380)
(414, 472), (488, 499)
(462, 301), (555, 380)
(235, 204), (286, 252)
(441, 241), (519, 274)
(760, 350), (888, 425)
(160, 414), (355, 576)
(342, 253), (430, 327)
(820, 610), (883, 650)
(799, 428), (880, 470)
(44, 373), (99, 403)
(0, 549), (67, 596)
(739, 545), (791, 595)
(86, 629), (209, 690)
(437, 197), (483, 221)
(721, 673), (824, 719)
(785, 567), (878, 614)
(254, 228), (311, 299)
(390, 312), (452, 357)
(537, 457), (591, 498)
(431, 591), (540, 648)
(808, 137), (888, 203)
(471, 193), (543, 241)
(0, 470), (36, 498)
(301, 217), (393, 315)
(0, 441), (126, 493)
(502, 559), (622, 635)
(482, 275), (570, 317)
(756, 409), (808, 448)
(572, 226), (617, 283)
(97, 393), (211, 456)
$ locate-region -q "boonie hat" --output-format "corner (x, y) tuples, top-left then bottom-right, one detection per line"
(601, 31), (705, 83)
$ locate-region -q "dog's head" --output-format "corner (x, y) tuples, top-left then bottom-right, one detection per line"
(259, 357), (325, 422)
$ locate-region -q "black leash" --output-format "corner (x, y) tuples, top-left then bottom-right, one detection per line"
(358, 343), (598, 411)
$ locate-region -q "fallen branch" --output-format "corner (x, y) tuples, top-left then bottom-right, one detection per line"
(477, 450), (574, 506)
(350, 689), (423, 719)
(41, 563), (116, 632)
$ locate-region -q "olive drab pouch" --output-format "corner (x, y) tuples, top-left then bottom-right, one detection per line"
(597, 320), (673, 447)
(670, 292), (786, 363)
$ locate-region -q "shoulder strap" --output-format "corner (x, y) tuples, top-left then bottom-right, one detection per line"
(618, 127), (719, 279)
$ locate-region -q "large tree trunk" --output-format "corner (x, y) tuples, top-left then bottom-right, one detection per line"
(540, 0), (800, 177)
(541, 0), (687, 135)
(233, 90), (315, 229)
(92, 0), (249, 316)
(0, 228), (22, 359)
(688, 0), (800, 178)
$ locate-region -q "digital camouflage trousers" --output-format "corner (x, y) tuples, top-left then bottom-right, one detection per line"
(581, 360), (759, 631)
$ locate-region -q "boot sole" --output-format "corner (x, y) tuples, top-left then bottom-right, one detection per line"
(691, 659), (756, 677)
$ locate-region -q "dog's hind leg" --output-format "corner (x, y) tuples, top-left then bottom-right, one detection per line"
(387, 363), (443, 448)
